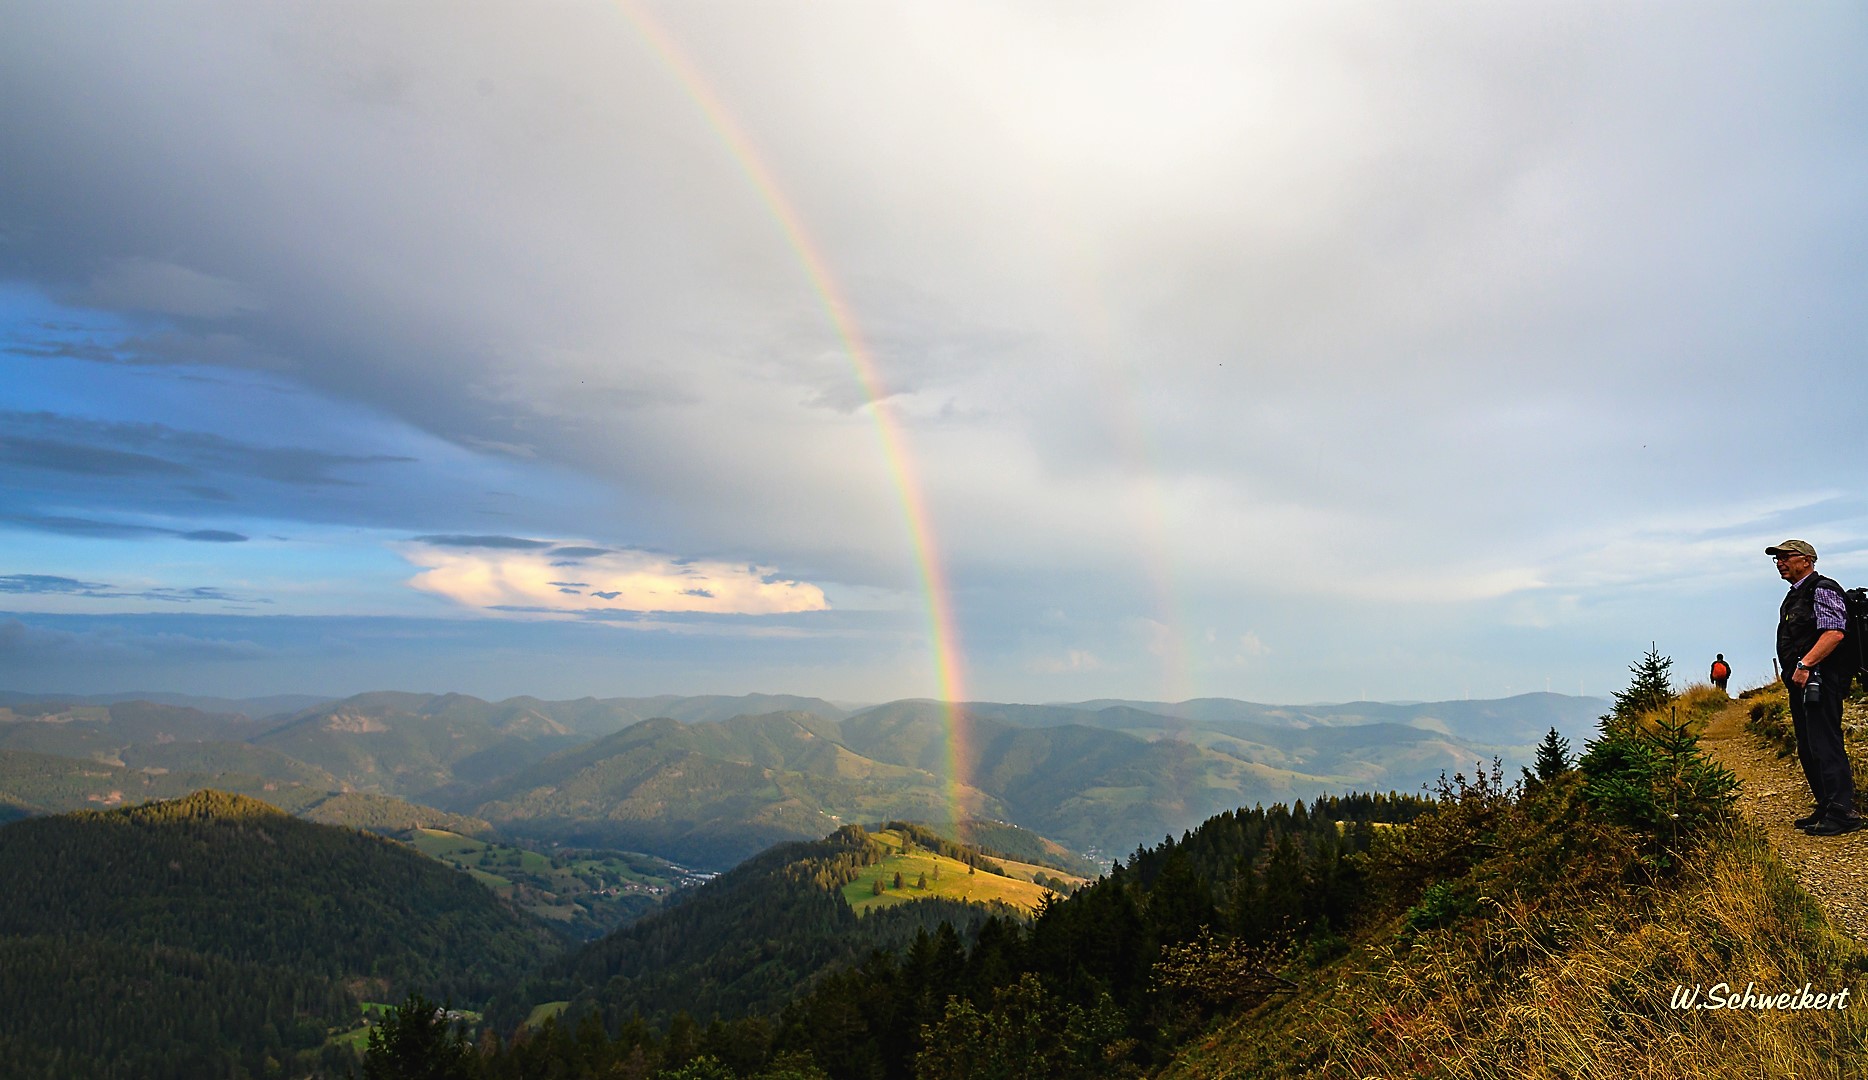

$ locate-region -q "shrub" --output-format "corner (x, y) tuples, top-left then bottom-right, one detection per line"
(1402, 882), (1478, 933)
(1580, 651), (1737, 872)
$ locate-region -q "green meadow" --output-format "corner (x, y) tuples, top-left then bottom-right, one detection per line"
(839, 828), (1073, 915)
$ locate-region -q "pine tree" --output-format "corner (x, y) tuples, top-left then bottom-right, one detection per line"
(916, 872), (927, 889)
(893, 871), (904, 890)
(362, 993), (473, 1080)
(1612, 643), (1675, 723)
(1533, 728), (1572, 782)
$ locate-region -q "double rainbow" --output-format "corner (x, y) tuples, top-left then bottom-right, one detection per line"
(615, 3), (978, 827)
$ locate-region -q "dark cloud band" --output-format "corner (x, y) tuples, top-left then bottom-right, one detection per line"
(414, 534), (555, 549)
(1, 514), (248, 542)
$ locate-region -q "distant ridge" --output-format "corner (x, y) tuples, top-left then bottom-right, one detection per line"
(0, 690), (332, 719)
(3, 688), (1610, 866)
(1066, 691), (1610, 745)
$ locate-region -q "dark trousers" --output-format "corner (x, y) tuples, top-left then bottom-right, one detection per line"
(1787, 668), (1856, 816)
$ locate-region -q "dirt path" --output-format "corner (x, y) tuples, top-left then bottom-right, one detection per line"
(1699, 694), (1868, 941)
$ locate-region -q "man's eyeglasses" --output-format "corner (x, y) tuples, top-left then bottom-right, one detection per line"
(1774, 554), (1807, 563)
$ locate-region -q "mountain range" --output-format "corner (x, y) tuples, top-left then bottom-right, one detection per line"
(0, 688), (1608, 866)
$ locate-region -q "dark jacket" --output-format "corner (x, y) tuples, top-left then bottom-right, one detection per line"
(1778, 573), (1852, 677)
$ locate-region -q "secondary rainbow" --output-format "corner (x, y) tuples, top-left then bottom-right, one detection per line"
(612, 2), (979, 827)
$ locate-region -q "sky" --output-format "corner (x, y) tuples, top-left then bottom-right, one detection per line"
(3, 2), (1867, 705)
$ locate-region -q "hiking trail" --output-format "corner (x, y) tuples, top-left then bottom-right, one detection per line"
(1700, 692), (1868, 941)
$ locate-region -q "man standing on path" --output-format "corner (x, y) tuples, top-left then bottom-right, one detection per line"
(1710, 654), (1731, 693)
(1769, 540), (1862, 836)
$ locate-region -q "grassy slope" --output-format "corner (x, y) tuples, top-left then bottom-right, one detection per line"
(842, 851), (1054, 915)
(839, 826), (1089, 915)
(1160, 689), (1868, 1080)
(1166, 824), (1868, 1079)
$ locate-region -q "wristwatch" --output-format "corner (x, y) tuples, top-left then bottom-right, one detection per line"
(1797, 661), (1813, 671)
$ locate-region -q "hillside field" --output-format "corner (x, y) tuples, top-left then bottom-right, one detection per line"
(839, 828), (1076, 914)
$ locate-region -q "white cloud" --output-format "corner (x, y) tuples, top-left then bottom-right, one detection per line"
(401, 542), (828, 616)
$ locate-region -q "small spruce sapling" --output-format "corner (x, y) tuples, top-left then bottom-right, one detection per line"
(1527, 727), (1572, 785)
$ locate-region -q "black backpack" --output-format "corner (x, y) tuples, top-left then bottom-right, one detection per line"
(1846, 587), (1868, 674)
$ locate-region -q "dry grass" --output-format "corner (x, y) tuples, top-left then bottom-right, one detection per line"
(1164, 822), (1867, 1079)
(1158, 700), (1868, 1080)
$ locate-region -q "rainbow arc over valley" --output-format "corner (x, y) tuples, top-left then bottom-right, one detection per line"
(613, 2), (980, 827)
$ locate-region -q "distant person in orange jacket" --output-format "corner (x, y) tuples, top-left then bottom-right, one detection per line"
(1709, 654), (1731, 693)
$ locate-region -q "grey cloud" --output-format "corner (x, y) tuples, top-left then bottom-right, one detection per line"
(5, 327), (291, 371)
(181, 485), (234, 501)
(546, 581), (589, 588)
(141, 586), (261, 604)
(3, 4), (1866, 702)
(79, 257), (263, 318)
(3, 514), (188, 539)
(414, 534), (553, 550)
(5, 338), (127, 364)
(683, 588), (715, 599)
(591, 591), (620, 600)
(548, 546), (612, 559)
(0, 434), (193, 477)
(1, 514), (246, 543)
(0, 618), (272, 662)
(0, 574), (111, 594)
(1, 411), (413, 487)
(0, 573), (262, 604)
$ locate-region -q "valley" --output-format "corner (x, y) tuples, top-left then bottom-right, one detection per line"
(0, 684), (1618, 1078)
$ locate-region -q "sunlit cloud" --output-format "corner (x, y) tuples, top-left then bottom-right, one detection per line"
(401, 541), (828, 616)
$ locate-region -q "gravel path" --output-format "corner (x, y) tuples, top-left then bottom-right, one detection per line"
(1699, 693), (1868, 942)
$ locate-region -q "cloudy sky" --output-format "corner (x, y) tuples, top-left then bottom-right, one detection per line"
(3, 2), (1865, 705)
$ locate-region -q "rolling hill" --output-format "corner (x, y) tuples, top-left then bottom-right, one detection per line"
(0, 790), (557, 1079)
(503, 822), (1030, 1031)
(0, 699), (270, 761)
(466, 712), (988, 866)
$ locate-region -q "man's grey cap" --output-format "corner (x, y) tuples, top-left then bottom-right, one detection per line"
(1766, 539), (1818, 559)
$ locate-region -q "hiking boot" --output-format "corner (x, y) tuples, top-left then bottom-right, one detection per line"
(1803, 815), (1865, 837)
(1795, 807), (1828, 828)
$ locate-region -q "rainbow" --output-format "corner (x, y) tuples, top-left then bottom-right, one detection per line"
(1041, 224), (1201, 711)
(612, 3), (979, 828)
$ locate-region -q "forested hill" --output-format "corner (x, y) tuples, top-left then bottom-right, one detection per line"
(446, 794), (1438, 1078)
(497, 822), (1029, 1031)
(0, 790), (557, 1079)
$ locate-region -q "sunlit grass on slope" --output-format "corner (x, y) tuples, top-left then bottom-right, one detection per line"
(1160, 690), (1868, 1080)
(839, 828), (1081, 915)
